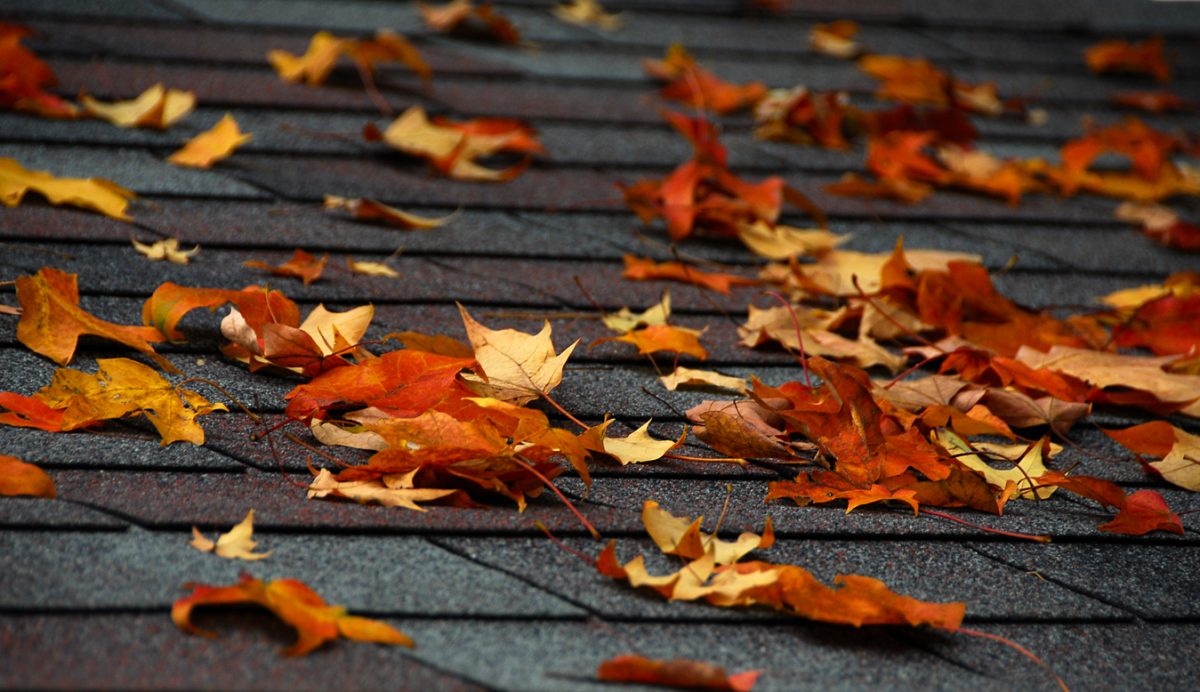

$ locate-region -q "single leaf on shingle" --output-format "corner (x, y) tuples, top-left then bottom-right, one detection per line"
(168, 113), (252, 169)
(0, 455), (55, 498)
(347, 258), (400, 277)
(190, 509), (271, 560)
(623, 255), (758, 295)
(602, 292), (671, 333)
(172, 574), (413, 656)
(1037, 470), (1183, 535)
(809, 20), (860, 59)
(364, 106), (540, 181)
(307, 467), (460, 511)
(323, 195), (457, 229)
(16, 267), (172, 370)
(245, 249), (328, 285)
(80, 83), (195, 129)
(132, 237), (199, 264)
(660, 366), (748, 394)
(419, 0), (521, 44)
(0, 157), (135, 220)
(597, 420), (683, 465)
(553, 0), (622, 30)
(1085, 36), (1171, 81)
(458, 304), (577, 405)
(596, 323), (708, 360)
(142, 283), (300, 343)
(268, 31), (346, 85)
(736, 221), (845, 260)
(597, 654), (759, 692)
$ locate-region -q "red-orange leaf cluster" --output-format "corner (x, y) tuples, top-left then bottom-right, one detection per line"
(645, 44), (767, 114)
(0, 24), (78, 118)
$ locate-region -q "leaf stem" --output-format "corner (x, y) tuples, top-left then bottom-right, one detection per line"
(921, 508), (1051, 543)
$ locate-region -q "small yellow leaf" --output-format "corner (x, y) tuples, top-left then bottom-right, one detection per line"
(736, 221), (846, 260)
(268, 31), (346, 85)
(190, 509), (272, 560)
(552, 0), (622, 30)
(0, 157), (135, 220)
(660, 366), (748, 394)
(602, 420), (682, 465)
(168, 113), (252, 169)
(132, 237), (199, 264)
(601, 292), (671, 333)
(348, 258), (400, 277)
(80, 83), (196, 129)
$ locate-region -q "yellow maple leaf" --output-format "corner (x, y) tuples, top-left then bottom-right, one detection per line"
(0, 157), (135, 220)
(132, 237), (199, 264)
(190, 509), (272, 560)
(80, 83), (195, 129)
(458, 304), (578, 405)
(599, 420), (683, 465)
(168, 113), (252, 169)
(267, 31), (346, 85)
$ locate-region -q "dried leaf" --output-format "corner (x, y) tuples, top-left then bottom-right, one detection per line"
(365, 106), (541, 181)
(172, 574), (413, 656)
(597, 655), (758, 692)
(347, 258), (400, 277)
(810, 20), (860, 59)
(190, 510), (271, 560)
(1116, 202), (1200, 253)
(602, 292), (671, 333)
(80, 83), (195, 129)
(553, 0), (621, 30)
(0, 454), (55, 498)
(738, 304), (904, 372)
(1037, 470), (1183, 535)
(736, 221), (845, 260)
(623, 255), (758, 295)
(596, 323), (708, 360)
(0, 27), (79, 118)
(16, 267), (170, 370)
(323, 195), (456, 229)
(643, 500), (773, 565)
(1112, 90), (1194, 114)
(1086, 36), (1170, 81)
(1106, 422), (1200, 491)
(600, 421), (682, 465)
(0, 157), (135, 220)
(934, 431), (1055, 500)
(268, 31), (345, 85)
(132, 237), (199, 264)
(420, 0), (521, 44)
(458, 304), (577, 405)
(647, 45), (767, 114)
(660, 366), (748, 394)
(142, 283), (300, 343)
(245, 249), (328, 285)
(307, 467), (458, 511)
(168, 113), (252, 169)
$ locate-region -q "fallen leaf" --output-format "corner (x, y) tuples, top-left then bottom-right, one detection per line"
(0, 357), (226, 444)
(172, 574), (413, 656)
(168, 113), (252, 169)
(1106, 422), (1200, 491)
(15, 267), (171, 370)
(347, 258), (400, 277)
(343, 30), (431, 83)
(934, 431), (1055, 500)
(80, 83), (195, 129)
(597, 655), (759, 692)
(419, 0), (521, 44)
(646, 44), (767, 114)
(1116, 202), (1200, 252)
(132, 237), (199, 264)
(553, 0), (621, 30)
(596, 323), (708, 360)
(1112, 90), (1195, 114)
(307, 467), (459, 511)
(1037, 470), (1183, 535)
(686, 399), (811, 461)
(245, 249), (328, 285)
(458, 304), (577, 405)
(810, 20), (860, 59)
(859, 54), (1005, 116)
(0, 27), (79, 118)
(142, 283), (300, 343)
(0, 454), (55, 498)
(365, 106), (541, 181)
(599, 421), (682, 465)
(753, 86), (853, 150)
(643, 499), (773, 565)
(736, 221), (845, 260)
(1085, 36), (1170, 81)
(190, 509), (272, 560)
(269, 30), (431, 86)
(0, 157), (135, 220)
(660, 366), (748, 394)
(623, 255), (758, 295)
(738, 304), (905, 372)
(323, 195), (457, 229)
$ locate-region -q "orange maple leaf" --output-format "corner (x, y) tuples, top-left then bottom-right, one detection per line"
(1085, 36), (1171, 82)
(168, 113), (252, 169)
(244, 249), (328, 284)
(622, 255), (758, 295)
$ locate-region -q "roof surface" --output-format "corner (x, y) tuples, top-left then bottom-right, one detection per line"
(2, 0), (1199, 690)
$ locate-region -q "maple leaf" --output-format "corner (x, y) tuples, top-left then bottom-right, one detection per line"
(934, 431), (1056, 500)
(1037, 470), (1183, 536)
(308, 467), (460, 511)
(736, 221), (844, 260)
(0, 455), (55, 498)
(16, 267), (171, 370)
(364, 106), (541, 181)
(593, 420), (683, 465)
(738, 304), (905, 372)
(1085, 36), (1171, 81)
(767, 470), (921, 515)
(645, 44), (767, 115)
(244, 249), (328, 285)
(661, 366), (748, 394)
(643, 500), (773, 565)
(553, 0), (622, 30)
(597, 655), (759, 692)
(0, 27), (79, 118)
(168, 113), (252, 169)
(623, 255), (758, 295)
(190, 509), (271, 560)
(810, 20), (860, 59)
(858, 55), (1005, 116)
(419, 1), (521, 45)
(0, 358), (226, 445)
(1, 157), (135, 220)
(594, 323), (708, 360)
(142, 283), (300, 343)
(1105, 422), (1200, 492)
(323, 195), (457, 229)
(172, 574), (413, 656)
(80, 83), (195, 129)
(458, 304), (577, 406)
(222, 303), (374, 377)
(602, 292), (671, 333)
(269, 30), (431, 87)
(132, 237), (199, 264)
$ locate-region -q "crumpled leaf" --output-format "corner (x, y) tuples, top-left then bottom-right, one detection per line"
(553, 0), (621, 30)
(244, 249), (328, 285)
(420, 0), (521, 44)
(307, 467), (459, 511)
(810, 20), (860, 59)
(602, 292), (671, 333)
(934, 431), (1056, 500)
(168, 113), (251, 169)
(132, 237), (199, 264)
(323, 195), (456, 229)
(660, 366), (748, 394)
(623, 255), (758, 295)
(16, 267), (170, 370)
(172, 574), (413, 656)
(0, 454), (55, 498)
(597, 655), (758, 692)
(269, 30), (430, 86)
(458, 304), (577, 405)
(646, 44), (767, 115)
(686, 398), (813, 461)
(1, 157), (135, 220)
(364, 106), (542, 181)
(80, 83), (195, 129)
(736, 221), (845, 260)
(738, 304), (905, 372)
(190, 509), (271, 560)
(1085, 36), (1170, 81)
(0, 357), (225, 445)
(643, 499), (773, 565)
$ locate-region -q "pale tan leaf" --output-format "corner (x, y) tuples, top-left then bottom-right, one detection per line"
(660, 366), (748, 394)
(132, 237), (199, 264)
(458, 303), (577, 405)
(189, 509), (271, 560)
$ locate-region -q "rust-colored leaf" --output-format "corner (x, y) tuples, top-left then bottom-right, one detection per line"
(623, 255), (758, 295)
(172, 574), (413, 656)
(244, 249), (328, 285)
(365, 106), (541, 181)
(16, 267), (170, 370)
(595, 323), (708, 360)
(1037, 470), (1183, 535)
(167, 113), (252, 169)
(1112, 90), (1194, 114)
(0, 26), (79, 118)
(420, 0), (521, 44)
(1085, 36), (1171, 82)
(0, 454), (55, 498)
(143, 283), (300, 343)
(597, 654), (759, 692)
